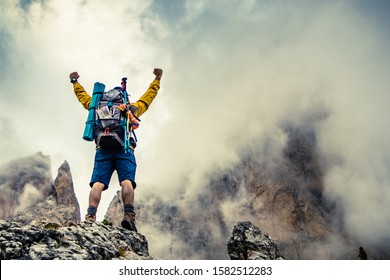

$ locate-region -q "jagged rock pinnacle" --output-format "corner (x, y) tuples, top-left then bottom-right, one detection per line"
(227, 221), (283, 260)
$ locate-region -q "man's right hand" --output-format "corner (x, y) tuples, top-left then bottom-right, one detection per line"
(69, 72), (79, 83)
(153, 68), (163, 81)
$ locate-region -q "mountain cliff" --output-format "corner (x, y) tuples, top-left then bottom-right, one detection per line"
(0, 152), (279, 260)
(1, 123), (387, 260)
(104, 125), (384, 260)
(12, 159), (81, 226)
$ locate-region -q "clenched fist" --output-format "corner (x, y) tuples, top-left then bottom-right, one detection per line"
(69, 72), (79, 83)
(153, 68), (163, 81)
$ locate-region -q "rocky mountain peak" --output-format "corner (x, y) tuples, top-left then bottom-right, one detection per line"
(227, 221), (283, 260)
(0, 220), (151, 260)
(0, 153), (153, 260)
(11, 159), (81, 226)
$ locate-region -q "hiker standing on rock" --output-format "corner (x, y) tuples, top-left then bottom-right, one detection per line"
(69, 68), (163, 232)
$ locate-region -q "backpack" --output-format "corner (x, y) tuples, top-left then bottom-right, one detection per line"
(94, 88), (135, 151)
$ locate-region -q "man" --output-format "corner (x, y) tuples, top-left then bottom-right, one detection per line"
(69, 68), (163, 231)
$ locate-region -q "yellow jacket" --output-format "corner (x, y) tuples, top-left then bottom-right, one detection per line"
(73, 80), (160, 118)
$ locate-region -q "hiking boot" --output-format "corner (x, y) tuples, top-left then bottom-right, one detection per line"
(85, 214), (96, 222)
(121, 212), (137, 232)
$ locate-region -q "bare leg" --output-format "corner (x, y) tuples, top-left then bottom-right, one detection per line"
(84, 182), (105, 221)
(120, 179), (134, 206)
(89, 182), (106, 207)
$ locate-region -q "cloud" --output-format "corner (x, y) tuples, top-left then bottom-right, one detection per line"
(1, 0), (390, 252)
(0, 117), (31, 163)
(139, 0), (390, 248)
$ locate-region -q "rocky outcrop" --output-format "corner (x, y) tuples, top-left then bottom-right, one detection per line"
(104, 190), (123, 227)
(0, 152), (152, 260)
(53, 161), (80, 222)
(12, 160), (81, 226)
(0, 153), (80, 225)
(227, 221), (282, 260)
(0, 220), (151, 260)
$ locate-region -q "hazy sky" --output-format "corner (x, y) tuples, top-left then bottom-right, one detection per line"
(1, 0), (390, 246)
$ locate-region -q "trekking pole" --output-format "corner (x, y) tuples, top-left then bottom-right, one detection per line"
(121, 77), (130, 151)
(121, 77), (127, 91)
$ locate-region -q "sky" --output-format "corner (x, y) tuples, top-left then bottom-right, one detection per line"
(1, 0), (390, 250)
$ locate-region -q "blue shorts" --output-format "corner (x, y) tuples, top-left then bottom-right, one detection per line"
(90, 148), (137, 190)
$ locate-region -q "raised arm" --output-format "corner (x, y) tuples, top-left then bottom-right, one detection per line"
(69, 72), (92, 110)
(132, 68), (163, 117)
